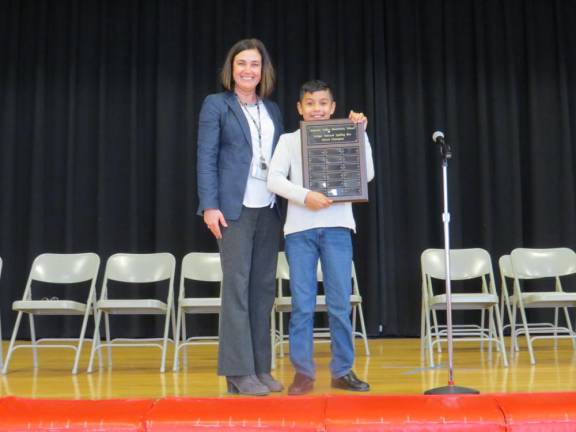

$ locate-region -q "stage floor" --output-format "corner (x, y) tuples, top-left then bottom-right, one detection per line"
(1, 337), (575, 399)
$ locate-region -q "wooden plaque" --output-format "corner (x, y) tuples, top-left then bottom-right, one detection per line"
(301, 119), (368, 202)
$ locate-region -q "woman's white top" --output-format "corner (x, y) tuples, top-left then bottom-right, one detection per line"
(241, 101), (276, 208)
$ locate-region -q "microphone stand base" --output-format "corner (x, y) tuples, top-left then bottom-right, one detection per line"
(424, 385), (480, 395)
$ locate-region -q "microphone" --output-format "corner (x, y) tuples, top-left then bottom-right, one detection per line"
(432, 131), (445, 145)
(432, 131), (451, 159)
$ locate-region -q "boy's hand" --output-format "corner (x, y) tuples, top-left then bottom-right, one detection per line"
(349, 110), (368, 130)
(305, 191), (333, 210)
(204, 208), (228, 239)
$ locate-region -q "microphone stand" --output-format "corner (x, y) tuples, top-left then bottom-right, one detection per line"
(424, 137), (479, 395)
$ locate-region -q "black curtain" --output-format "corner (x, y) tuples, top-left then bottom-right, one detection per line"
(1, 0), (576, 339)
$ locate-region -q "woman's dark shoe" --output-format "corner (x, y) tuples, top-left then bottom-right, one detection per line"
(257, 373), (284, 392)
(226, 375), (269, 396)
(331, 370), (370, 392)
(287, 373), (315, 395)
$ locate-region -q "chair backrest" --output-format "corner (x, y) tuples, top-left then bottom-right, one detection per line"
(421, 248), (492, 281)
(104, 253), (175, 283)
(276, 251), (290, 280)
(28, 253), (100, 285)
(181, 253), (222, 283)
(510, 248), (576, 279)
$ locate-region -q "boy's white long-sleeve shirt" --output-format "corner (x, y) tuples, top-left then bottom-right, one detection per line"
(267, 129), (375, 236)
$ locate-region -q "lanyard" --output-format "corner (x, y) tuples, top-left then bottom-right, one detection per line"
(239, 97), (266, 164)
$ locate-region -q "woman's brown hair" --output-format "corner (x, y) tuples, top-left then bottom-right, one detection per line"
(220, 38), (276, 98)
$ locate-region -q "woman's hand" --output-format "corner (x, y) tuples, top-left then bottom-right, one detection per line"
(304, 191), (333, 210)
(204, 209), (228, 239)
(349, 110), (368, 130)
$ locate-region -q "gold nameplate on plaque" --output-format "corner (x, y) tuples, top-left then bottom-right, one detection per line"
(301, 119), (368, 202)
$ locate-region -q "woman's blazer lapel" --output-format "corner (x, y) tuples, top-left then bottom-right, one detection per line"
(224, 92), (252, 148)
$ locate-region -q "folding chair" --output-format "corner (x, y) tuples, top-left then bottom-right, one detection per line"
(87, 253), (176, 373)
(420, 248), (508, 367)
(2, 253), (100, 374)
(273, 251), (370, 358)
(172, 252), (222, 372)
(499, 254), (563, 352)
(509, 247), (576, 364)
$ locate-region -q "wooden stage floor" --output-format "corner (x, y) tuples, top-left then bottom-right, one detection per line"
(1, 337), (576, 399)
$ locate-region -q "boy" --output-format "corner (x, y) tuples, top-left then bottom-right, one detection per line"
(267, 80), (374, 395)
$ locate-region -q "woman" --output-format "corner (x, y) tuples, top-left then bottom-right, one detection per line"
(196, 39), (284, 395)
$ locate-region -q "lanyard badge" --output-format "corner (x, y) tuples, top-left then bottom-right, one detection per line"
(240, 97), (268, 181)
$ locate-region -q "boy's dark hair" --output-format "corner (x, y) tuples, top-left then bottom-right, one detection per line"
(299, 79), (334, 101)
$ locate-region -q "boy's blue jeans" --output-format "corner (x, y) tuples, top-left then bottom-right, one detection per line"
(285, 227), (354, 379)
